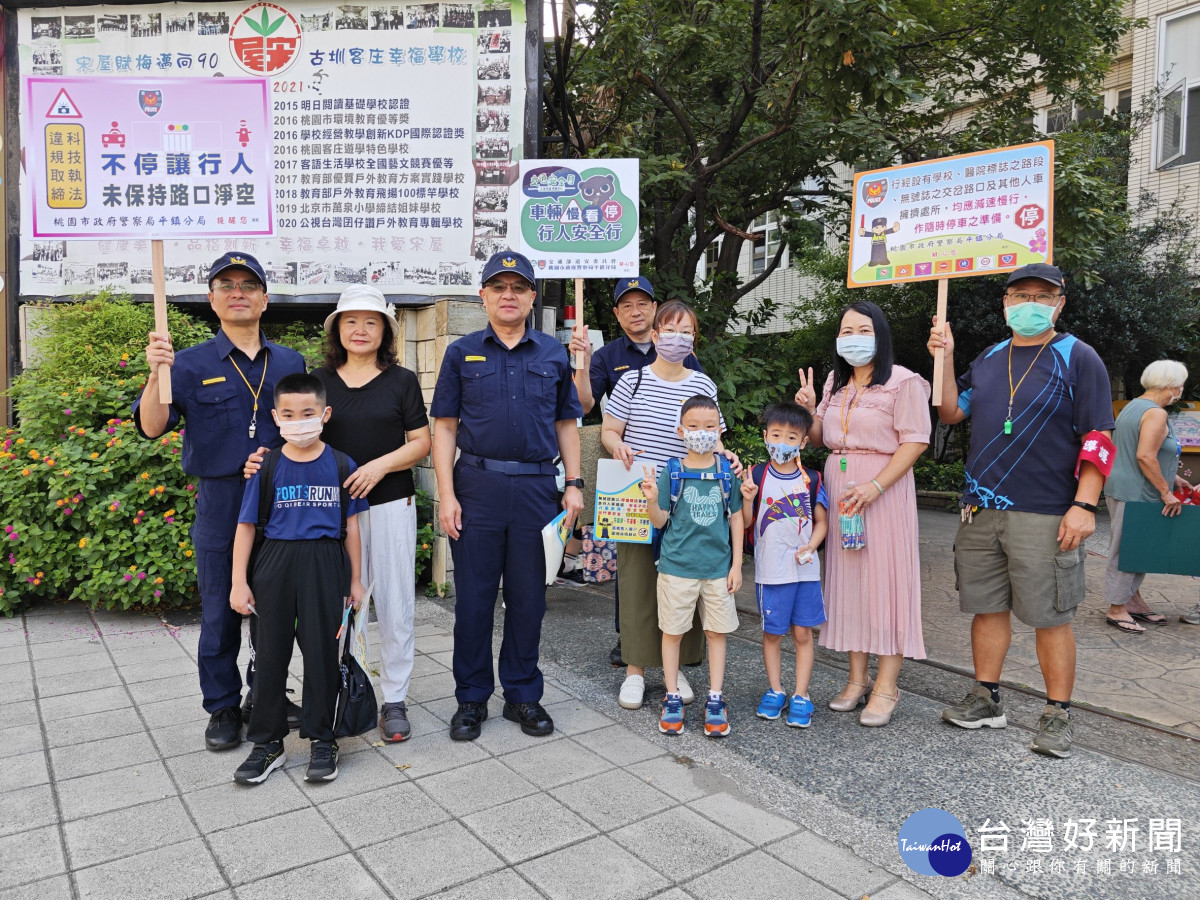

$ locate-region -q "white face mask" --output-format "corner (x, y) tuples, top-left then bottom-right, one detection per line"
(680, 428), (720, 454)
(276, 414), (325, 448)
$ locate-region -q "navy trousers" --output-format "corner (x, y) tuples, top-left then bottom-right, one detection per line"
(450, 462), (558, 704)
(194, 476), (254, 714)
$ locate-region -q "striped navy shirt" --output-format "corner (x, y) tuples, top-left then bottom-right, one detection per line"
(605, 367), (725, 474)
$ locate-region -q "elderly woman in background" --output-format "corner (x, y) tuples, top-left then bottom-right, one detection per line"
(1102, 360), (1192, 634)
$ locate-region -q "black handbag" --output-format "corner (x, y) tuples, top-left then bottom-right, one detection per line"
(333, 614), (378, 738)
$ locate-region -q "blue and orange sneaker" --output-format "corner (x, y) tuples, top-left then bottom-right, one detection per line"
(659, 693), (685, 735)
(786, 694), (814, 728)
(756, 690), (787, 720)
(704, 695), (730, 737)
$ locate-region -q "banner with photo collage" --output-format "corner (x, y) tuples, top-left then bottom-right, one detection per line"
(17, 0), (529, 299)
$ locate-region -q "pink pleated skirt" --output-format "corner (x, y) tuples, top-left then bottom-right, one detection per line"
(819, 451), (926, 659)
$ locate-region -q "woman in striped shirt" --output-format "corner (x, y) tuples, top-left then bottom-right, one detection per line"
(601, 300), (726, 711)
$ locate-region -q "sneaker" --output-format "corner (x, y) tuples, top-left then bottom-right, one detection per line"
(786, 695), (815, 728)
(1181, 603), (1200, 625)
(677, 670), (695, 705)
(242, 693), (302, 730)
(205, 706), (243, 751)
(704, 695), (730, 738)
(306, 740), (339, 782)
(233, 741), (285, 785)
(610, 640), (625, 667)
(379, 701), (411, 742)
(756, 690), (787, 720)
(941, 684), (1007, 729)
(659, 693), (685, 735)
(1029, 706), (1073, 759)
(619, 675), (646, 710)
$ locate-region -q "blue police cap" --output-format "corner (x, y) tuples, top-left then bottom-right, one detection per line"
(613, 276), (655, 304)
(1006, 263), (1064, 290)
(480, 251), (536, 287)
(208, 252), (268, 290)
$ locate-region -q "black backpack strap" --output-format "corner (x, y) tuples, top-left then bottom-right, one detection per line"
(333, 449), (351, 541)
(631, 365), (645, 398)
(255, 449), (282, 543)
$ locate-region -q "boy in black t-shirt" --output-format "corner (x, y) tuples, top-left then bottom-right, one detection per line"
(230, 373), (368, 785)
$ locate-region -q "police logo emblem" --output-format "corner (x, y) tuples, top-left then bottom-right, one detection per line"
(138, 90), (162, 118)
(501, 257), (517, 267)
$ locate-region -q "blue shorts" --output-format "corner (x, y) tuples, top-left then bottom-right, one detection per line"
(756, 582), (826, 635)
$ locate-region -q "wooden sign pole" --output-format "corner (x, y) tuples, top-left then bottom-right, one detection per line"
(151, 240), (172, 404)
(573, 276), (585, 370)
(931, 277), (948, 398)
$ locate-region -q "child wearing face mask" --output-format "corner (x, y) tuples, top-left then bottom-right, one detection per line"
(640, 394), (744, 738)
(739, 402), (829, 729)
(229, 372), (368, 786)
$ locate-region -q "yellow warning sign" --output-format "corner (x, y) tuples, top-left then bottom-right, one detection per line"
(44, 124), (86, 210)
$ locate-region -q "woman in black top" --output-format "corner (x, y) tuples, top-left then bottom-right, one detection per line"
(316, 286), (431, 742)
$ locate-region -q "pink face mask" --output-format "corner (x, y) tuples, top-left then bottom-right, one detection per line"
(277, 414), (325, 448)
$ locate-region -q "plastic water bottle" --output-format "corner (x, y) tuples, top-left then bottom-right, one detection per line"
(839, 483), (866, 550)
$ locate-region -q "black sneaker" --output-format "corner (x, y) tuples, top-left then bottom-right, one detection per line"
(205, 706), (243, 752)
(305, 740), (339, 782)
(233, 741), (285, 785)
(610, 639), (624, 667)
(379, 701), (412, 742)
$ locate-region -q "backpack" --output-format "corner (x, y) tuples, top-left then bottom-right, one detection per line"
(249, 446), (352, 577)
(662, 455), (733, 534)
(743, 462), (823, 553)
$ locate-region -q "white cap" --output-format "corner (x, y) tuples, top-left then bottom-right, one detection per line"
(323, 285), (398, 338)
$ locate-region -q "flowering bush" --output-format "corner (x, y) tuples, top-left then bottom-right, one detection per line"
(0, 295), (212, 615)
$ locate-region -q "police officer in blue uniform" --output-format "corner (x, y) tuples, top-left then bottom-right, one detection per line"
(431, 251), (584, 741)
(568, 275), (703, 664)
(135, 253), (306, 751)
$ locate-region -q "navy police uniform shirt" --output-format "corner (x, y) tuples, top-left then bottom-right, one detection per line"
(956, 332), (1113, 516)
(430, 324), (583, 462)
(132, 329), (307, 478)
(238, 445), (369, 541)
(589, 335), (702, 403)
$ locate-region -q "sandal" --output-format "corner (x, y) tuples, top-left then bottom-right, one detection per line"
(1106, 617), (1145, 635)
(1129, 612), (1168, 626)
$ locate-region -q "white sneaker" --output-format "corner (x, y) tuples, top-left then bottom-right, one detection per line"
(677, 671), (695, 705)
(619, 675), (645, 709)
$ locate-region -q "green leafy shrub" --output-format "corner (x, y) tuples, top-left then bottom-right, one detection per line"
(1, 295), (213, 615)
(912, 458), (965, 493)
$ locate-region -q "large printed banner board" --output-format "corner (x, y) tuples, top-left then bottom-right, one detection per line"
(25, 76), (274, 239)
(515, 158), (639, 279)
(847, 141), (1054, 288)
(17, 1), (527, 298)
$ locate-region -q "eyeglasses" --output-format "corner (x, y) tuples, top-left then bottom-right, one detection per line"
(1006, 291), (1061, 304)
(658, 327), (695, 337)
(484, 280), (532, 296)
(214, 280), (264, 294)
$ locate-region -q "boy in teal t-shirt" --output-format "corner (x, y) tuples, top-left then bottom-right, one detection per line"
(640, 395), (744, 738)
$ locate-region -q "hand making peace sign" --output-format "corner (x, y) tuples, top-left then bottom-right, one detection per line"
(794, 366), (817, 412)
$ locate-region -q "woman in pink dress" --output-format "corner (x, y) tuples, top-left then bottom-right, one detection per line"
(795, 301), (930, 726)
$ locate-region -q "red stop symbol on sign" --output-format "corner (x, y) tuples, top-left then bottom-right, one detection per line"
(602, 200), (623, 222)
(1014, 204), (1044, 229)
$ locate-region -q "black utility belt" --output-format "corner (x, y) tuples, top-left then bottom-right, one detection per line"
(458, 453), (556, 476)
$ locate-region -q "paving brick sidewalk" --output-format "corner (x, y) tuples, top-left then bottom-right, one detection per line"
(0, 601), (940, 900)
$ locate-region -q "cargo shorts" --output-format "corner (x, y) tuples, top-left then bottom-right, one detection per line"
(953, 508), (1086, 629)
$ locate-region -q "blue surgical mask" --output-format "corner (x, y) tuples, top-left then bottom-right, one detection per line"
(1005, 301), (1057, 337)
(680, 428), (720, 453)
(836, 336), (876, 367)
(766, 441), (802, 464)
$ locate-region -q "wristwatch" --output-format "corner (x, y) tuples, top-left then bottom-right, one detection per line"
(564, 477), (585, 490)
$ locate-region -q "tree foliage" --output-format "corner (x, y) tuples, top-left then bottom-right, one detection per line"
(545, 0), (1130, 340)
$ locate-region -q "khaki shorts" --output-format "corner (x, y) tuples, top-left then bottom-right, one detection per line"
(954, 509), (1086, 629)
(657, 572), (740, 635)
